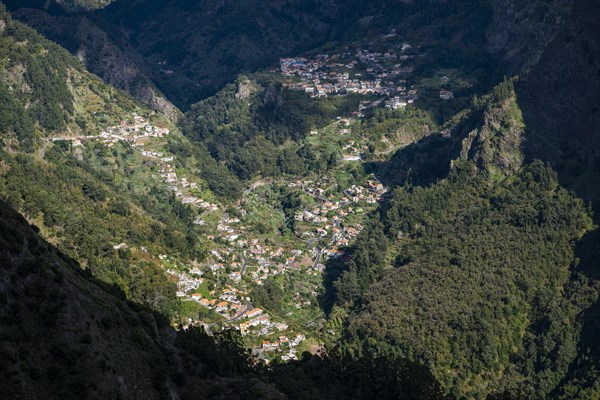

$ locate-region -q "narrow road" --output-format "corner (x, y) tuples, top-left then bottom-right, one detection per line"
(241, 179), (270, 200)
(225, 304), (252, 322)
(373, 144), (404, 156)
(240, 251), (248, 275)
(312, 247), (322, 269)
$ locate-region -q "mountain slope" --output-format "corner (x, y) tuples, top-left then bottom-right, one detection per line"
(5, 5), (180, 120)
(331, 82), (596, 399)
(6, 0), (498, 109)
(0, 199), (180, 399)
(0, 5), (214, 319)
(482, 0), (600, 206)
(1, 2), (599, 399)
(516, 1), (600, 206)
(0, 198), (300, 400)
(0, 196), (452, 399)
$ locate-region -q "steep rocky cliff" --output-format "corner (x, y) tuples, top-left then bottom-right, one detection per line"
(6, 4), (180, 120)
(486, 0), (573, 74)
(486, 0), (600, 205)
(457, 79), (525, 178)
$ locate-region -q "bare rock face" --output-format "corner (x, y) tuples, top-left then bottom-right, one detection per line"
(8, 9), (181, 122)
(263, 82), (284, 107)
(457, 86), (525, 179)
(486, 0), (573, 74)
(0, 18), (6, 33)
(55, 0), (115, 12)
(235, 78), (254, 100)
(144, 87), (182, 122)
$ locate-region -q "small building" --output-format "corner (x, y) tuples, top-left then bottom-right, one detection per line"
(440, 89), (454, 100)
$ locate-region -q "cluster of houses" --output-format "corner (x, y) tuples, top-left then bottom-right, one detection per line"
(48, 111), (393, 361)
(291, 175), (386, 258)
(384, 87), (419, 109)
(278, 39), (461, 114)
(49, 113), (220, 214)
(278, 45), (417, 100)
(257, 333), (307, 361)
(345, 178), (385, 203)
(341, 139), (369, 161)
(163, 172), (386, 356)
(184, 278), (307, 358)
(167, 266), (204, 297)
(49, 113), (169, 148)
(49, 111), (392, 361)
(207, 226), (315, 282)
(52, 114), (389, 359)
(100, 115), (170, 146)
(48, 113), (222, 215)
(155, 163), (219, 212)
(188, 283), (248, 317)
(145, 154), (219, 212)
(90, 119), (311, 354)
(51, 37), (463, 362)
(55, 113), (221, 215)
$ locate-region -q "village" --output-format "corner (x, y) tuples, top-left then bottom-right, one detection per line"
(45, 36), (419, 361)
(47, 110), (388, 361)
(278, 44), (420, 108)
(49, 115), (221, 213)
(277, 38), (457, 112)
(49, 113), (169, 147)
(168, 171), (386, 360)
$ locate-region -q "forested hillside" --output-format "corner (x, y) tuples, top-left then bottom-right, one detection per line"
(328, 82), (598, 399)
(0, 198), (280, 399)
(0, 5), (213, 319)
(180, 76), (360, 184)
(0, 9), (77, 148)
(337, 161), (594, 398)
(1, 194), (453, 398)
(0, 199), (181, 399)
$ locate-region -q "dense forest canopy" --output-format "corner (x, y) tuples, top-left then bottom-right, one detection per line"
(334, 161), (594, 398)
(179, 76), (361, 192)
